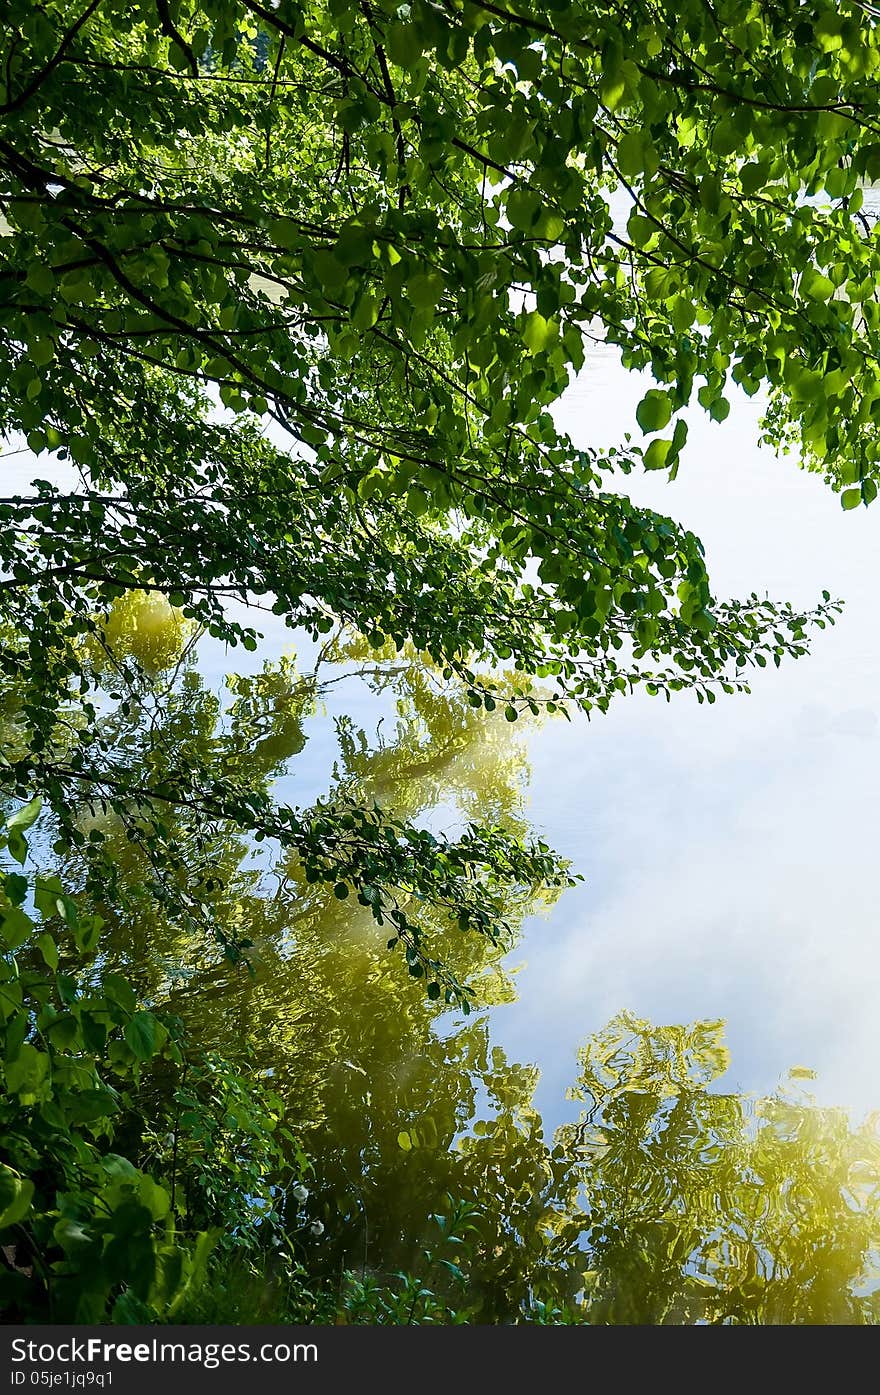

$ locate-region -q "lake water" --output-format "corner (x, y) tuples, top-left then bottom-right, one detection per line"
(5, 340), (880, 1138)
(515, 352), (880, 1128)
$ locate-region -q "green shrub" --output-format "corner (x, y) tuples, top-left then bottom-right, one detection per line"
(0, 798), (303, 1322)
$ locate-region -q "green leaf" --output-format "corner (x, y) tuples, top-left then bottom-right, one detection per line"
(643, 437), (672, 471)
(0, 905), (34, 950)
(841, 487), (862, 510)
(600, 64), (626, 112)
(3, 873), (28, 906)
(29, 336), (55, 367)
(33, 875), (69, 919)
(312, 250), (347, 293)
(102, 1154), (139, 1179)
(5, 1043), (50, 1098)
(73, 912), (104, 955)
(54, 1217), (96, 1254)
(0, 1166), (34, 1230)
(35, 932), (58, 969)
(522, 311), (557, 354)
(801, 268), (835, 302)
(644, 266), (679, 301)
(6, 829), (27, 866)
(66, 1087), (120, 1124)
(124, 1011), (159, 1061)
(406, 486), (430, 517)
(616, 131), (645, 177)
(268, 217), (301, 252)
(168, 1229), (220, 1317)
(352, 294), (380, 330)
(506, 187), (542, 231)
(386, 22), (422, 68)
(407, 271), (444, 311)
(25, 264), (54, 297)
(103, 972), (137, 1014)
(635, 390), (672, 433)
(7, 797), (42, 832)
(136, 1173), (171, 1222)
(535, 207), (565, 240)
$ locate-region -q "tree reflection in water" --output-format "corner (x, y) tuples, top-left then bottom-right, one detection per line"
(49, 636), (880, 1323)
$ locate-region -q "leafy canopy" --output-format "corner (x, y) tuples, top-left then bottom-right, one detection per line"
(1, 0), (867, 961)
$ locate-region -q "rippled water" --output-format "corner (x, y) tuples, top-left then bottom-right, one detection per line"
(6, 335), (880, 1318)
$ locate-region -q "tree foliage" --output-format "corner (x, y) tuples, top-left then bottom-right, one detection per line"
(0, 804), (224, 1321)
(0, 0), (858, 976)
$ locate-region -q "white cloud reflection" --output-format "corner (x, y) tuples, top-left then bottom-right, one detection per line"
(494, 354), (880, 1125)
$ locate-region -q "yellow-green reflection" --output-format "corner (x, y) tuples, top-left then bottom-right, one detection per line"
(558, 1014), (880, 1324)
(46, 640), (880, 1324)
